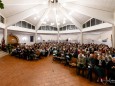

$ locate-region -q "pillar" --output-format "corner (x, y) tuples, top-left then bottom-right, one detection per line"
(3, 27), (7, 44)
(57, 28), (60, 43)
(34, 29), (37, 43)
(81, 32), (83, 45)
(112, 11), (115, 48)
(112, 25), (115, 48)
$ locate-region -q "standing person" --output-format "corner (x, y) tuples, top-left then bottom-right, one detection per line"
(74, 48), (78, 58)
(77, 53), (86, 76)
(106, 58), (115, 80)
(87, 54), (96, 81)
(7, 44), (13, 54)
(1, 37), (5, 51)
(94, 53), (106, 83)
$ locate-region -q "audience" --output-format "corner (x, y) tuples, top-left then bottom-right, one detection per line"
(10, 42), (115, 85)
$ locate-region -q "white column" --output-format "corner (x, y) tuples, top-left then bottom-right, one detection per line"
(34, 31), (37, 43)
(4, 28), (8, 44)
(112, 25), (115, 48)
(35, 25), (38, 43)
(81, 32), (83, 45)
(57, 28), (60, 43)
(112, 11), (115, 48)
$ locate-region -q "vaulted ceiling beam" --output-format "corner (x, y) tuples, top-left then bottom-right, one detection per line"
(59, 4), (82, 32)
(6, 4), (48, 27)
(63, 2), (114, 24)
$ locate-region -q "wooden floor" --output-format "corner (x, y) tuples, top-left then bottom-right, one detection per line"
(0, 55), (110, 86)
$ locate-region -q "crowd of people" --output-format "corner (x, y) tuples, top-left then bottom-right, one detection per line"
(11, 43), (50, 60)
(10, 42), (115, 85)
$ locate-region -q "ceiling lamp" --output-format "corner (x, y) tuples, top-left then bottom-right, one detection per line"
(34, 17), (37, 20)
(50, 0), (58, 3)
(47, 19), (49, 21)
(43, 1), (47, 4)
(43, 21), (46, 24)
(51, 23), (54, 26)
(69, 11), (74, 15)
(62, 3), (66, 7)
(63, 18), (66, 20)
(63, 20), (66, 24)
(57, 23), (60, 26)
(53, 7), (56, 11)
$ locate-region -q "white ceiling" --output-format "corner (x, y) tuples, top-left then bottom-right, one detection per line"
(0, 0), (115, 29)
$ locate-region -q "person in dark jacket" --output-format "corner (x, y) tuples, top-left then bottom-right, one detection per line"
(87, 54), (96, 81)
(107, 58), (115, 80)
(94, 54), (106, 82)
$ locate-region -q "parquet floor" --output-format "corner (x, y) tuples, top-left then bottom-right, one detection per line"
(0, 55), (110, 86)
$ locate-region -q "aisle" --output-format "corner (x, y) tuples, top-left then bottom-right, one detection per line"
(0, 55), (108, 86)
(0, 51), (8, 58)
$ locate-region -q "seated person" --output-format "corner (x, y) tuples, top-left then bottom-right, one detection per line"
(87, 54), (96, 81)
(64, 50), (72, 66)
(107, 58), (115, 80)
(94, 54), (106, 82)
(77, 53), (86, 76)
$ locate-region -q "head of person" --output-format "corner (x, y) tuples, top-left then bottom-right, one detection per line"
(112, 58), (115, 63)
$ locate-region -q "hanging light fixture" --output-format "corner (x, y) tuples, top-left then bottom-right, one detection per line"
(50, 0), (58, 3)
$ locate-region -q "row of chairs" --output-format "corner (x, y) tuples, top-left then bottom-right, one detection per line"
(52, 49), (77, 67)
(11, 49), (49, 60)
(52, 49), (114, 85)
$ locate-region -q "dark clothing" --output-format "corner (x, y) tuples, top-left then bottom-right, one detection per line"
(94, 59), (106, 78)
(86, 57), (96, 81)
(74, 49), (78, 58)
(107, 61), (115, 80)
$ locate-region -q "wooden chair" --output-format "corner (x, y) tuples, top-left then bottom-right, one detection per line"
(69, 58), (77, 67)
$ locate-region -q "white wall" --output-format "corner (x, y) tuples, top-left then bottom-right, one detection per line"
(8, 26), (35, 33)
(83, 30), (112, 47)
(0, 23), (4, 43)
(59, 34), (81, 42)
(0, 28), (113, 47)
(38, 34), (58, 42)
(0, 23), (5, 28)
(0, 30), (3, 44)
(7, 31), (35, 45)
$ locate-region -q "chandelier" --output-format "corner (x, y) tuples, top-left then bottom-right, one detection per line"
(50, 0), (58, 3)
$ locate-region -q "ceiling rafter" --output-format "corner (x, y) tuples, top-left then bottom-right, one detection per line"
(36, 8), (51, 31)
(58, 4), (82, 32)
(6, 4), (48, 27)
(63, 2), (114, 24)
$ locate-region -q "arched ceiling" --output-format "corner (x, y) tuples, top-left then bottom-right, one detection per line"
(0, 0), (115, 30)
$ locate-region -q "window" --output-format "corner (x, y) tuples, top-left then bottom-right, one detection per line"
(46, 26), (49, 30)
(12, 24), (15, 26)
(67, 25), (70, 30)
(83, 24), (85, 28)
(75, 26), (77, 29)
(54, 27), (57, 31)
(86, 21), (90, 27)
(48, 26), (51, 30)
(91, 18), (95, 26)
(30, 36), (34, 42)
(96, 19), (102, 25)
(32, 25), (35, 30)
(28, 23), (31, 29)
(0, 16), (4, 23)
(16, 21), (22, 27)
(39, 27), (41, 30)
(60, 27), (62, 31)
(22, 21), (27, 28)
(42, 26), (45, 30)
(51, 27), (53, 31)
(63, 26), (66, 30)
